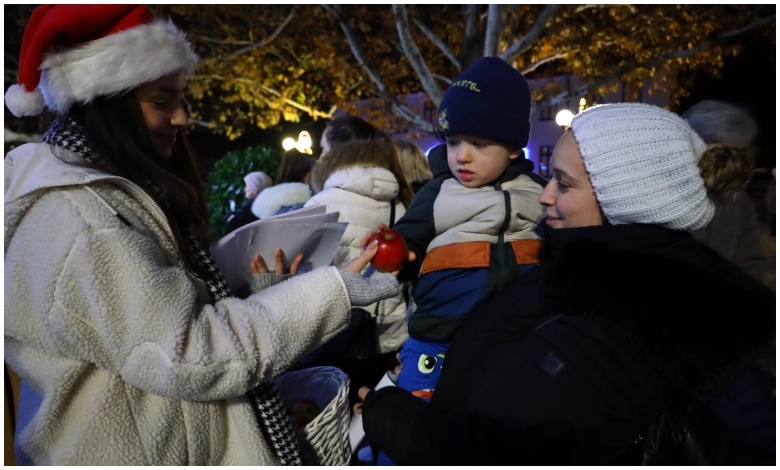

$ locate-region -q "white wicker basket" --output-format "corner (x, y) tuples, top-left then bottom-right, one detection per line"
(274, 366), (352, 466)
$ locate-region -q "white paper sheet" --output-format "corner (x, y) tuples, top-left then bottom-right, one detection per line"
(210, 206), (347, 291)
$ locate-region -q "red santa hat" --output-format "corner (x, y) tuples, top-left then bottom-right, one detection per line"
(5, 4), (198, 117)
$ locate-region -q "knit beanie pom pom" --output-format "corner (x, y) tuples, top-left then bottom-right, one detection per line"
(5, 84), (45, 117)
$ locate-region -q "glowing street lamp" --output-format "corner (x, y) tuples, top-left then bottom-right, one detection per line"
(282, 131), (313, 155)
(555, 109), (574, 127)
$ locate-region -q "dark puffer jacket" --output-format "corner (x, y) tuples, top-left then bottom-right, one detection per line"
(362, 223), (775, 465)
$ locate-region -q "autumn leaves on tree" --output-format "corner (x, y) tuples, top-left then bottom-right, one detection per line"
(4, 5), (775, 141)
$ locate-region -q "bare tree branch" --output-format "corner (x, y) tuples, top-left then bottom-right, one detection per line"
(718, 14), (775, 40)
(323, 4), (435, 132)
(432, 73), (454, 85)
(412, 17), (461, 71)
(520, 53), (567, 74)
(573, 4), (600, 14)
(484, 4), (504, 57)
(188, 119), (215, 129)
(323, 5), (390, 95)
(192, 34), (254, 46)
(393, 5), (444, 105)
(203, 74), (335, 119)
(461, 4), (480, 66)
(500, 4), (559, 63)
(223, 8), (296, 61)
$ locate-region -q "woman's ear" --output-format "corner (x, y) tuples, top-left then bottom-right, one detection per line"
(303, 172), (311, 185)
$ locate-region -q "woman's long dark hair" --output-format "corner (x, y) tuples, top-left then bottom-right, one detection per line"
(67, 92), (211, 280)
(276, 149), (315, 184)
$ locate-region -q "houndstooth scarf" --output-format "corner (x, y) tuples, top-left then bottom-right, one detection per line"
(43, 118), (302, 465)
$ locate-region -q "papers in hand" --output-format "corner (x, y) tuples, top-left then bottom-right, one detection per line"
(210, 205), (348, 291)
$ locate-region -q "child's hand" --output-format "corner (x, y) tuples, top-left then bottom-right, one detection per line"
(251, 249), (304, 275)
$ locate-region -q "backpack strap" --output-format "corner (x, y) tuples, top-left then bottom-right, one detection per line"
(389, 198), (396, 228)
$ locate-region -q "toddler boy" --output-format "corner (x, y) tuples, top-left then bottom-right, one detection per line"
(391, 57), (547, 401)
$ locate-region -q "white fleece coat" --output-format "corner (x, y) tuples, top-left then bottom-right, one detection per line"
(305, 166), (409, 353)
(4, 143), (352, 465)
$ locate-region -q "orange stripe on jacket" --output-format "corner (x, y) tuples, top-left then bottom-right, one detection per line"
(421, 240), (542, 274)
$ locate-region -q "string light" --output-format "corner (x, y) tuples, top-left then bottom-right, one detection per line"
(281, 131), (313, 154)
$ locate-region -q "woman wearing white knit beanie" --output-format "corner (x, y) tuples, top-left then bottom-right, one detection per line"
(359, 102), (774, 466)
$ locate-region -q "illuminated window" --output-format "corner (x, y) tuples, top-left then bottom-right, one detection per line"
(539, 146), (554, 179)
(539, 104), (558, 121)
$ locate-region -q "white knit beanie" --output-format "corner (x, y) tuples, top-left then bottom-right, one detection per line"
(244, 171), (274, 194)
(570, 103), (714, 231)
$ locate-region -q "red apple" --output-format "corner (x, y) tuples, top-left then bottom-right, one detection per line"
(368, 229), (409, 272)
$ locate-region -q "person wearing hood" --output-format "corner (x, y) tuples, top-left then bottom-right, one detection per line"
(357, 103), (775, 465)
(304, 134), (414, 403)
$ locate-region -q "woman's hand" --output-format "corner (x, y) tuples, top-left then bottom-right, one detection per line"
(250, 249), (304, 275)
(353, 386), (373, 415)
(355, 224), (417, 276)
(343, 239), (380, 274)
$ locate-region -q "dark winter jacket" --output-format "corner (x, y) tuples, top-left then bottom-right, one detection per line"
(362, 223), (775, 465)
(224, 198), (258, 235)
(691, 190), (770, 285)
(394, 144), (547, 342)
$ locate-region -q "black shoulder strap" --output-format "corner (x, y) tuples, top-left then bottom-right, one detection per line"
(389, 198), (396, 228)
(531, 314), (564, 335)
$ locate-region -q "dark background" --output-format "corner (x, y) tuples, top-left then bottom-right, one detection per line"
(677, 42), (776, 170)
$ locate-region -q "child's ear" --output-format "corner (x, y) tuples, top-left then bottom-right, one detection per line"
(508, 147), (524, 160)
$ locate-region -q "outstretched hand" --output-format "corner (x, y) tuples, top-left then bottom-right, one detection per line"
(251, 248), (304, 275)
(355, 224), (416, 276)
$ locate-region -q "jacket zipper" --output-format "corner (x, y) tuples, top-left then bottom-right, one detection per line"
(87, 176), (211, 285)
(88, 176), (172, 237)
(495, 181), (511, 247)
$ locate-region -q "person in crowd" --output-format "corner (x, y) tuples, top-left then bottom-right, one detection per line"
(304, 135), (414, 404)
(317, 115), (390, 166)
(366, 56), (546, 466)
(681, 99), (771, 286)
(357, 103), (775, 465)
(249, 149), (315, 220)
(682, 100), (776, 463)
(394, 138), (432, 194)
(223, 171), (273, 234)
(4, 5), (401, 465)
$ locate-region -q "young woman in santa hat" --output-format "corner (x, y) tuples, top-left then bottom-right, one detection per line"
(4, 4), (406, 465)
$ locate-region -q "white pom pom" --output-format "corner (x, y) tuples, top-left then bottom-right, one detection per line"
(5, 84), (45, 117)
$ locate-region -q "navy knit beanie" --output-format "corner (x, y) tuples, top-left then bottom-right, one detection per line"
(437, 57), (531, 150)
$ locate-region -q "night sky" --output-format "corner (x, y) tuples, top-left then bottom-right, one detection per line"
(678, 42), (776, 170)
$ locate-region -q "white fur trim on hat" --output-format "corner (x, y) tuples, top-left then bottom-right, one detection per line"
(570, 103), (714, 231)
(39, 19), (198, 114)
(5, 84), (45, 117)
